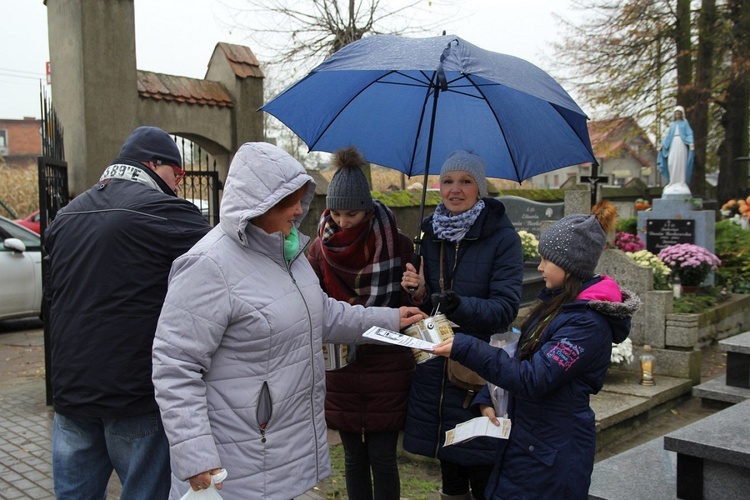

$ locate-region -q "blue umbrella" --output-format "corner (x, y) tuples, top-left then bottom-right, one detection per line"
(261, 33), (596, 251)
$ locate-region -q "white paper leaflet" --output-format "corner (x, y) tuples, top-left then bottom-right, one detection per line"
(444, 416), (511, 446)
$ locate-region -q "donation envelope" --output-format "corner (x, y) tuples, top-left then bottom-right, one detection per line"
(362, 326), (436, 351)
(444, 416), (511, 446)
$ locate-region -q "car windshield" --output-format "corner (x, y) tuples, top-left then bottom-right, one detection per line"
(0, 218), (41, 250)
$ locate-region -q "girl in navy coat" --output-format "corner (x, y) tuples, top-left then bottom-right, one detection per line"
(432, 201), (641, 499)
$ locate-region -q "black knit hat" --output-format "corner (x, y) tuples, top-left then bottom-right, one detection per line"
(537, 201), (618, 279)
(326, 146), (373, 211)
(118, 126), (182, 168)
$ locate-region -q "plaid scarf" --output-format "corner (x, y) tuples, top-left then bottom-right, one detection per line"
(318, 200), (402, 307)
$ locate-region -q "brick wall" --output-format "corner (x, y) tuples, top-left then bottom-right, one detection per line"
(0, 118), (42, 156)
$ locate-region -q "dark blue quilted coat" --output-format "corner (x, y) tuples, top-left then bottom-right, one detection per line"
(452, 277), (641, 498)
(402, 197), (523, 465)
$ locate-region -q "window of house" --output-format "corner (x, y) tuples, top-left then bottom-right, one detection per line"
(0, 129), (7, 155)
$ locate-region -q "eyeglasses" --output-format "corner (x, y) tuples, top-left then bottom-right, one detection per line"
(153, 160), (185, 184)
(168, 165), (186, 184)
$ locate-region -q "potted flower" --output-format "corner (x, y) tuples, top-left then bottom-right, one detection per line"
(720, 197), (750, 229)
(657, 243), (721, 289)
(614, 231), (645, 253)
(635, 198), (651, 211)
(518, 230), (539, 262)
(611, 337), (634, 366)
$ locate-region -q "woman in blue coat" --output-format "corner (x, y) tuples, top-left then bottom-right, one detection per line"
(401, 150), (523, 499)
(432, 201), (641, 499)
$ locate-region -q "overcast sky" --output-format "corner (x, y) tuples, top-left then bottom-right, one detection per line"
(1, 0), (576, 120)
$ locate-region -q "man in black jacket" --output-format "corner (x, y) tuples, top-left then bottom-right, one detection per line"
(44, 126), (211, 499)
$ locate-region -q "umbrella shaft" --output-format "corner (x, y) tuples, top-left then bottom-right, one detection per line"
(416, 81), (442, 254)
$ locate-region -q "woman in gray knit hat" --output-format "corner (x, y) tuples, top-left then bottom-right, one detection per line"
(430, 201), (641, 499)
(400, 150), (524, 500)
(307, 146), (415, 500)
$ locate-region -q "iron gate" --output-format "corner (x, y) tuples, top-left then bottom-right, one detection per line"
(174, 136), (222, 227)
(38, 88), (69, 237)
(39, 88), (69, 405)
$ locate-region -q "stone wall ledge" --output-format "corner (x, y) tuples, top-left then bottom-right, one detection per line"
(665, 293), (750, 349)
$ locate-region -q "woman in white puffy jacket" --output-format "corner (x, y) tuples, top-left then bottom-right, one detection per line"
(152, 142), (424, 500)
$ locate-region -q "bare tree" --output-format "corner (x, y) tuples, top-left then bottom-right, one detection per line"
(550, 0), (676, 127)
(224, 0), (453, 166)
(553, 0), (750, 203)
(226, 0), (451, 74)
(690, 0), (717, 197)
(716, 0), (750, 202)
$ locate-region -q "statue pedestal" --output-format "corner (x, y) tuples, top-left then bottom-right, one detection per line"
(637, 198), (716, 286)
(662, 184), (692, 198)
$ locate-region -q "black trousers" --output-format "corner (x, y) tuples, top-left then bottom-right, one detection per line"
(440, 459), (494, 499)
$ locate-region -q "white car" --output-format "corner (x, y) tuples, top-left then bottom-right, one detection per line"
(0, 215), (43, 320)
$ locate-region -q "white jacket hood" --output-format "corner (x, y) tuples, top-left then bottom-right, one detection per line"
(219, 142), (315, 246)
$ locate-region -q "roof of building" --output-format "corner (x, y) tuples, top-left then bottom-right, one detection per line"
(135, 43), (263, 107)
(136, 71), (234, 108)
(216, 42), (264, 79)
(587, 117), (653, 167)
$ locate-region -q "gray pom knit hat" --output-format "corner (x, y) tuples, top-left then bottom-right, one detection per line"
(119, 126), (182, 168)
(440, 150), (488, 198)
(326, 164), (373, 211)
(538, 213), (606, 279)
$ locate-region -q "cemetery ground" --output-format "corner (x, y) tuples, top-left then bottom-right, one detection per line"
(312, 342), (728, 499)
(0, 310), (731, 499)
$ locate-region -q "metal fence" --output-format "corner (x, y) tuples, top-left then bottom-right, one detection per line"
(174, 136), (222, 226)
(38, 87), (69, 405)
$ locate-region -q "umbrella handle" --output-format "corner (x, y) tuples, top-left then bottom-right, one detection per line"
(407, 244), (422, 294)
(409, 252), (421, 270)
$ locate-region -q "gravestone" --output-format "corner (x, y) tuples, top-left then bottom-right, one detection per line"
(597, 249), (653, 295)
(497, 196), (563, 307)
(497, 195), (563, 238)
(596, 249), (665, 347)
(595, 249), (692, 378)
(664, 398), (750, 500)
(637, 197), (715, 285)
(564, 189), (589, 216)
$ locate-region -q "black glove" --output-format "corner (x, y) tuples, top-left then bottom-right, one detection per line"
(431, 290), (461, 316)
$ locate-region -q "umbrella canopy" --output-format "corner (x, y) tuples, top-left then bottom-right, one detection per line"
(261, 34), (596, 182)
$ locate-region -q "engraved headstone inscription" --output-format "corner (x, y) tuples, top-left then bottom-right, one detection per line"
(645, 219), (696, 254)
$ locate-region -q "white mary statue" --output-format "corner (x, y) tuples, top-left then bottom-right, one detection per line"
(657, 105), (694, 197)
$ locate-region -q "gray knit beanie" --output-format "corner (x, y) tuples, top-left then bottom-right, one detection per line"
(440, 150), (488, 198)
(326, 147), (373, 211)
(538, 210), (610, 280)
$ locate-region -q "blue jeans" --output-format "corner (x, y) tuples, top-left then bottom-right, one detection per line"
(52, 411), (170, 500)
(339, 430), (400, 500)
